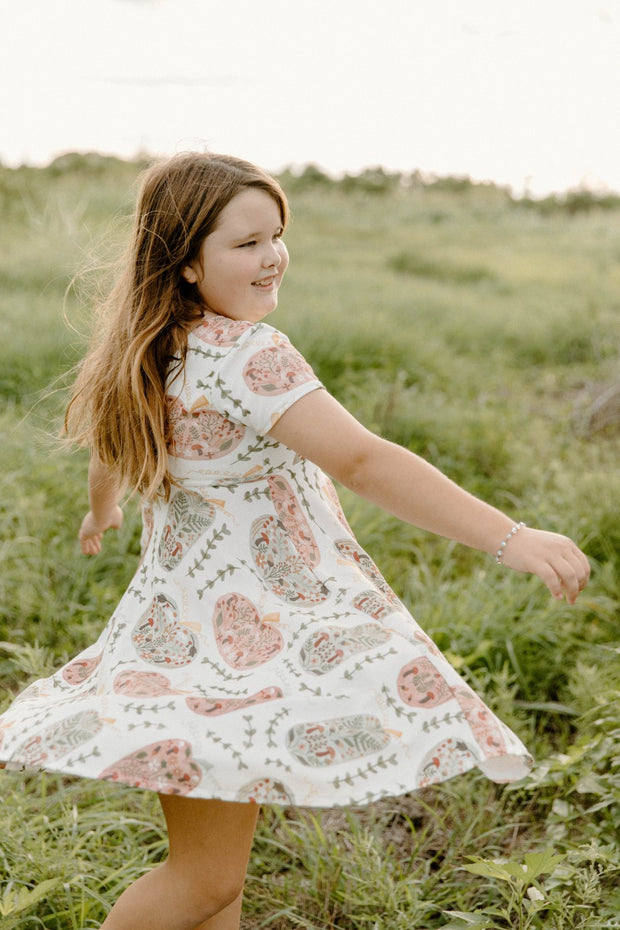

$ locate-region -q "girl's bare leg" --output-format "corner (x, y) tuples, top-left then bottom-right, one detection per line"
(191, 891), (244, 930)
(99, 796), (259, 930)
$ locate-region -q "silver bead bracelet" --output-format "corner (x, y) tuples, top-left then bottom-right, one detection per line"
(495, 522), (527, 564)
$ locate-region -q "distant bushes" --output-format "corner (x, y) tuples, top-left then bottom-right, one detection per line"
(3, 153), (619, 217)
(278, 162), (620, 216)
(516, 187), (620, 215)
(278, 163), (402, 194)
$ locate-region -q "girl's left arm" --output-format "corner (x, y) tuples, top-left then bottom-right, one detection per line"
(269, 388), (590, 604)
(78, 456), (124, 556)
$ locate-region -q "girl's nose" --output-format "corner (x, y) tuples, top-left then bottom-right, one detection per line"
(262, 243), (282, 267)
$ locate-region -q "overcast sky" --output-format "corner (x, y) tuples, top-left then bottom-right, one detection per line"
(2, 0), (619, 194)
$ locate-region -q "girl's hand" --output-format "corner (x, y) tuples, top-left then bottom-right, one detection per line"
(79, 506), (123, 556)
(499, 527), (590, 605)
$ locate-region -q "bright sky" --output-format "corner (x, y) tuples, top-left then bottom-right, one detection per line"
(3, 0), (620, 194)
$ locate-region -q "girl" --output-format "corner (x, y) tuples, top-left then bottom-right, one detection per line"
(0, 152), (589, 930)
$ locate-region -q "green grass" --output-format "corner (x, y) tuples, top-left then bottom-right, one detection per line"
(0, 156), (618, 928)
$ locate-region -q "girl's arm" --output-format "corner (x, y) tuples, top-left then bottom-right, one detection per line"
(78, 456), (124, 556)
(268, 388), (590, 604)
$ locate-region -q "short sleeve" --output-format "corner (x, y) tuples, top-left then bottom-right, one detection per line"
(184, 320), (323, 436)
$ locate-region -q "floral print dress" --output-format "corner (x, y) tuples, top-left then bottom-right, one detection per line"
(0, 317), (532, 806)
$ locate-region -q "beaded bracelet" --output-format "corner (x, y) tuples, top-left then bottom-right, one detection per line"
(495, 522), (527, 564)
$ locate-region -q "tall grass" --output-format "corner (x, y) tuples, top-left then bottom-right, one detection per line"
(0, 156), (618, 928)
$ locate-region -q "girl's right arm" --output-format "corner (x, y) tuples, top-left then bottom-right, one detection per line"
(268, 388), (590, 604)
(78, 456), (124, 556)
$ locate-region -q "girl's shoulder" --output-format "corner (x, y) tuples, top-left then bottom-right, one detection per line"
(184, 313), (313, 383)
(189, 315), (260, 350)
(188, 314), (293, 352)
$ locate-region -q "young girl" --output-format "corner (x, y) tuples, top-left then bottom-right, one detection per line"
(0, 152), (589, 930)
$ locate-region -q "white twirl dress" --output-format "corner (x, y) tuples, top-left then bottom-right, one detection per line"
(0, 316), (532, 806)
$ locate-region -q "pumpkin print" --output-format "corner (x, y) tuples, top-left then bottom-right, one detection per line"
(186, 686), (283, 716)
(322, 476), (354, 534)
(62, 653), (102, 686)
(167, 395), (245, 460)
(453, 686), (507, 755)
(113, 670), (183, 697)
(243, 344), (316, 396)
(268, 475), (320, 566)
(299, 623), (392, 675)
(140, 500), (154, 560)
(194, 317), (253, 347)
(236, 777), (294, 805)
(413, 629), (443, 657)
(352, 590), (396, 621)
(0, 317), (533, 805)
(286, 715), (391, 767)
(417, 738), (478, 787)
(15, 710), (103, 765)
(212, 593), (284, 669)
(100, 739), (202, 795)
(335, 540), (400, 606)
(158, 489), (217, 571)
(7, 681), (44, 707)
(397, 656), (454, 707)
(250, 515), (330, 605)
(132, 594), (198, 667)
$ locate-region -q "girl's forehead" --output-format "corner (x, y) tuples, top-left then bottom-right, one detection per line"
(214, 188), (282, 233)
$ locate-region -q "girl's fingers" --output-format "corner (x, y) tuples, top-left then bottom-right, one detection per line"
(80, 531), (103, 556)
(78, 507), (123, 556)
(547, 549), (590, 604)
(509, 531), (590, 603)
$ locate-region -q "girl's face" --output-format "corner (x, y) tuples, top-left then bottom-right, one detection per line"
(182, 187), (289, 322)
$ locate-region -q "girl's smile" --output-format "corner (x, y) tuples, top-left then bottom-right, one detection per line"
(182, 187), (289, 322)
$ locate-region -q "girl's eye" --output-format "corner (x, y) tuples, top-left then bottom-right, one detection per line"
(238, 240), (257, 248)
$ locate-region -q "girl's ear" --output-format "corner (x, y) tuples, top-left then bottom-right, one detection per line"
(182, 264), (198, 284)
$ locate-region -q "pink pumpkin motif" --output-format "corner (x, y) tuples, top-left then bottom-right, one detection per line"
(413, 629), (443, 658)
(113, 670), (183, 697)
(417, 738), (477, 787)
(8, 680), (44, 707)
(352, 590), (396, 621)
(193, 317), (253, 346)
(250, 514), (330, 605)
(15, 710), (103, 765)
(132, 594), (199, 667)
(212, 593), (284, 669)
(140, 500), (154, 561)
(99, 739), (202, 795)
(397, 656), (454, 708)
(186, 686), (283, 716)
(157, 489), (217, 571)
(453, 686), (507, 755)
(299, 623), (392, 675)
(242, 344), (316, 396)
(236, 777), (294, 805)
(268, 475), (320, 567)
(335, 540), (400, 606)
(322, 476), (354, 534)
(286, 714), (391, 767)
(167, 395), (245, 460)
(61, 653), (102, 685)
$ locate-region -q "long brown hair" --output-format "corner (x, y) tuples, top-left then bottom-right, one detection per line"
(65, 152), (290, 500)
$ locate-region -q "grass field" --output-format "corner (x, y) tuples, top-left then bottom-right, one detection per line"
(0, 155), (618, 928)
